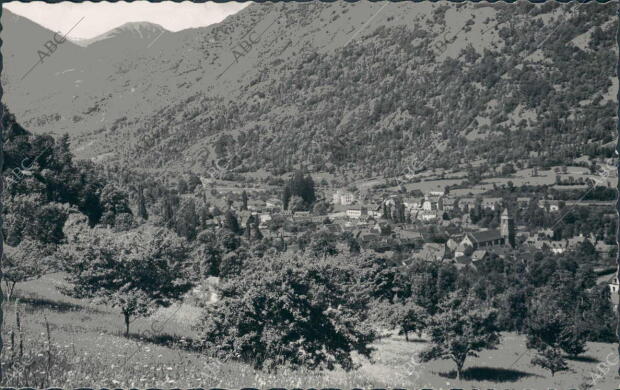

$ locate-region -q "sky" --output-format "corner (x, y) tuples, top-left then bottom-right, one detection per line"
(3, 1), (250, 40)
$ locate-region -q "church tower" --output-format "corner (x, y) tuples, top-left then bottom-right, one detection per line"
(501, 208), (515, 247)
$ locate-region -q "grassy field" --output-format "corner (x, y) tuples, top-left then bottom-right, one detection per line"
(3, 273), (620, 388)
(394, 165), (618, 199)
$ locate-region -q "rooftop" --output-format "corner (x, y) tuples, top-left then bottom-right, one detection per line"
(467, 229), (503, 244)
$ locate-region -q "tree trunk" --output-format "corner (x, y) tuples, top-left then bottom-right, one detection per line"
(404, 331), (409, 342)
(6, 281), (15, 303)
(616, 2), (620, 375)
(124, 311), (130, 336)
(455, 360), (464, 381)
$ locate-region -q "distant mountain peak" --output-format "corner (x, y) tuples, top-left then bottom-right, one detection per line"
(82, 21), (168, 46)
(113, 21), (167, 35)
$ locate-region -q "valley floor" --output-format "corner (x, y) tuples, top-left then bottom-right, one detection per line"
(5, 273), (619, 389)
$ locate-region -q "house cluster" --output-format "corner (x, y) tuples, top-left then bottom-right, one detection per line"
(441, 208), (516, 264)
(379, 191), (506, 222)
(328, 188), (577, 226)
(523, 231), (615, 256)
(234, 188), (568, 230)
(216, 185), (614, 269)
(335, 207), (516, 265)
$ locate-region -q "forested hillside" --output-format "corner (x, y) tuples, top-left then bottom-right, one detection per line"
(125, 2), (617, 178)
(2, 2), (617, 178)
(1, 105), (132, 245)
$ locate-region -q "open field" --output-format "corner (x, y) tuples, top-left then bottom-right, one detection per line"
(378, 165), (619, 198)
(5, 273), (619, 389)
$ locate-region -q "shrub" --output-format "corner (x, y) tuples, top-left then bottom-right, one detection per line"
(525, 287), (588, 358)
(197, 253), (375, 371)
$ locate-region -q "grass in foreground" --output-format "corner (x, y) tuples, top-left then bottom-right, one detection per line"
(2, 273), (619, 388)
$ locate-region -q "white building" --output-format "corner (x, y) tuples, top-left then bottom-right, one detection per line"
(608, 276), (620, 310)
(419, 210), (438, 221)
(422, 194), (444, 211)
(539, 200), (561, 212)
(403, 197), (424, 211)
(610, 276), (619, 294)
(266, 198), (282, 209)
(333, 190), (356, 205)
(549, 241), (565, 254)
(482, 198), (502, 211)
(346, 206), (367, 219)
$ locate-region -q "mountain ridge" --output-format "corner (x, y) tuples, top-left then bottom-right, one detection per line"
(77, 21), (169, 47)
(1, 2), (616, 179)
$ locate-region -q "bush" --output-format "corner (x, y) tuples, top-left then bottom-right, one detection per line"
(525, 287), (588, 358)
(197, 253), (375, 371)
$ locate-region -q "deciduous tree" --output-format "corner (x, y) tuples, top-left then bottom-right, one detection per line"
(309, 229), (338, 259)
(531, 346), (568, 377)
(60, 223), (193, 336)
(198, 254), (375, 371)
(420, 294), (500, 380)
(395, 299), (428, 341)
(2, 239), (51, 301)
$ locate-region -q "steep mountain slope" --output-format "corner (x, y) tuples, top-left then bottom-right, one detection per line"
(2, 2), (439, 160)
(1, 2), (617, 178)
(114, 2), (618, 176)
(1, 9), (85, 111)
(0, 9), (84, 78)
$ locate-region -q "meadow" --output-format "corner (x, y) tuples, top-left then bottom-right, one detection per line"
(396, 165), (619, 198)
(4, 273), (619, 389)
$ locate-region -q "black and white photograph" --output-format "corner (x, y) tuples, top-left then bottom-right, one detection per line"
(0, 0), (618, 388)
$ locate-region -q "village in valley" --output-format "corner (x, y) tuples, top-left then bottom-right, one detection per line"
(194, 155), (618, 292)
(2, 1), (620, 387)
